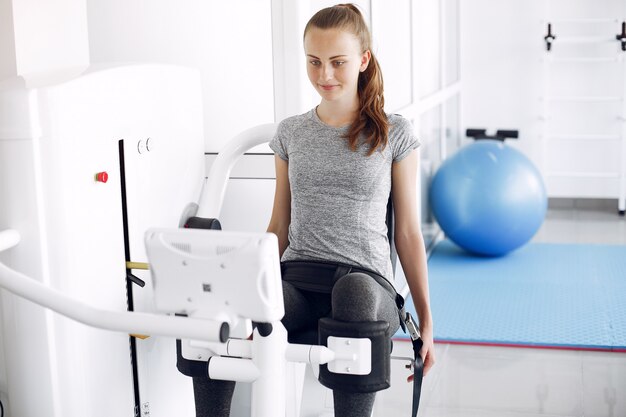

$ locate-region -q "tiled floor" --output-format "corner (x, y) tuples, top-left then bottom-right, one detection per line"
(376, 201), (626, 417)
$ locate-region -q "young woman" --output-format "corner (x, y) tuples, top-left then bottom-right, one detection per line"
(193, 4), (434, 417)
(267, 3), (435, 416)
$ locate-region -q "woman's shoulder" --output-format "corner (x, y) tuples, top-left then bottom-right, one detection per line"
(278, 109), (316, 132)
(385, 113), (419, 160)
(271, 110), (316, 157)
(386, 113), (417, 144)
(387, 113), (414, 133)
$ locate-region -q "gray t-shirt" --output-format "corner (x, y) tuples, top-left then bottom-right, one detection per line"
(269, 108), (419, 281)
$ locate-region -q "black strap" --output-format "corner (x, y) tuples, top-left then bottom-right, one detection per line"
(373, 288), (424, 416)
(399, 308), (424, 417)
(411, 336), (424, 417)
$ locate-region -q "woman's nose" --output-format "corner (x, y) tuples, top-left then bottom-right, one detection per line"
(320, 64), (333, 81)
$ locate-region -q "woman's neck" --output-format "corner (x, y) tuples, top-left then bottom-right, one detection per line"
(316, 99), (359, 127)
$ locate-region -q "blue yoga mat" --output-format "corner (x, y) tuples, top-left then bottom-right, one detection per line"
(394, 240), (626, 351)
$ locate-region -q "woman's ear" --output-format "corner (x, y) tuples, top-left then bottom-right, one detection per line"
(360, 50), (371, 72)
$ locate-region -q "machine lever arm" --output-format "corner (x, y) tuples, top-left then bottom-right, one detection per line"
(195, 123), (277, 220)
(0, 259), (229, 342)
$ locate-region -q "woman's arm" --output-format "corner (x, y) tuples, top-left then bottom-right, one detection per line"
(266, 156), (291, 257)
(391, 150), (435, 376)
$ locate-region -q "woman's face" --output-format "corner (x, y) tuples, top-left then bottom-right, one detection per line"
(304, 27), (370, 105)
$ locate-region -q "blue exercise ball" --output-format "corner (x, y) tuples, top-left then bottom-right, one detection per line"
(430, 140), (547, 256)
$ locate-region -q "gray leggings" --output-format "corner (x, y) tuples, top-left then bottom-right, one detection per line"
(193, 271), (400, 417)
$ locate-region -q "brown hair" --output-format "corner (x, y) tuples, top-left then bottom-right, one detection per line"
(304, 4), (388, 156)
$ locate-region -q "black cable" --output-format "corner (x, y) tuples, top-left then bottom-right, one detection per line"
(118, 140), (141, 417)
(1, 397), (4, 417)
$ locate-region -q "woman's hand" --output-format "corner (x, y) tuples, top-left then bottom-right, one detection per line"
(407, 325), (435, 382)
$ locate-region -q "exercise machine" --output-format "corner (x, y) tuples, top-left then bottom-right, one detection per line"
(0, 65), (421, 417)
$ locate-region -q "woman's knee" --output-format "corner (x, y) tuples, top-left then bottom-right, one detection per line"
(331, 273), (400, 331)
(331, 273), (381, 321)
(332, 272), (382, 300)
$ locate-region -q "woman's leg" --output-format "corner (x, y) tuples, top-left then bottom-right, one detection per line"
(330, 272), (400, 417)
(190, 281), (332, 417)
(192, 377), (235, 417)
(281, 280), (331, 344)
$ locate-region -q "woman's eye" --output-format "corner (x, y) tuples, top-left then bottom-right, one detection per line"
(309, 60), (321, 66)
(333, 61), (345, 67)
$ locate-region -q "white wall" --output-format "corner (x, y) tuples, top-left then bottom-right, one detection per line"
(86, 0), (462, 161)
(87, 0), (275, 153)
(0, 0), (90, 78)
(373, 0), (413, 112)
(0, 0), (17, 80)
(460, 0), (626, 206)
(276, 0), (451, 118)
(460, 0), (544, 159)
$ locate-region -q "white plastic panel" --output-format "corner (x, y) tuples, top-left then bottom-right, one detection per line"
(119, 70), (205, 417)
(327, 336), (371, 375)
(0, 64), (205, 417)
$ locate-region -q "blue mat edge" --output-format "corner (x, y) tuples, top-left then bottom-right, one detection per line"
(393, 240), (626, 352)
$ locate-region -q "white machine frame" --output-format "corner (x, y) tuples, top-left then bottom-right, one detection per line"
(0, 124), (376, 417)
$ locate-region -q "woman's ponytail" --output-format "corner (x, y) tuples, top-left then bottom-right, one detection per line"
(352, 51), (388, 155)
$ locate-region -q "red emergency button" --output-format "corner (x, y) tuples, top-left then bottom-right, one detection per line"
(95, 172), (109, 183)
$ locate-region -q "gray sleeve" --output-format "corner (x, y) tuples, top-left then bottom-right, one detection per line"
(391, 116), (420, 162)
(269, 120), (289, 161)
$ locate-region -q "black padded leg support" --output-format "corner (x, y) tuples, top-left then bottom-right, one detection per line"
(318, 317), (390, 393)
